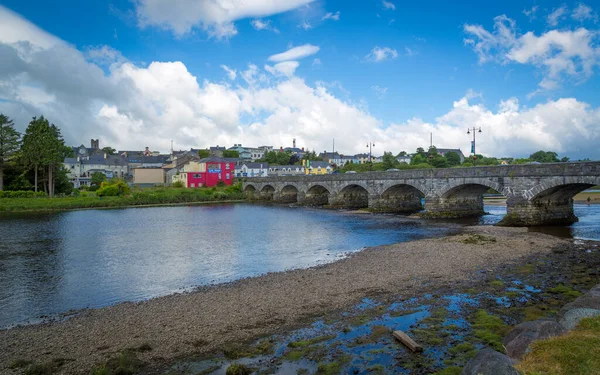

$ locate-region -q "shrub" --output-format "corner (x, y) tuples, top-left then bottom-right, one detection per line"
(216, 181), (226, 188)
(172, 181), (185, 188)
(97, 185), (119, 197)
(0, 191), (47, 198)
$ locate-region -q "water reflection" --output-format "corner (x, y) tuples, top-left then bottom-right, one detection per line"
(0, 204), (456, 328)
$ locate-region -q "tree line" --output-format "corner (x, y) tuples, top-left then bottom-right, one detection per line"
(0, 114), (73, 196)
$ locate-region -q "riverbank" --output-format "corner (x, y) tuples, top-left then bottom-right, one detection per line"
(0, 187), (244, 213)
(0, 227), (583, 374)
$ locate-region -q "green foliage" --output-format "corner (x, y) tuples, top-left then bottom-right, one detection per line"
(225, 364), (252, 375)
(91, 350), (144, 375)
(0, 113), (21, 191)
(197, 149), (210, 158)
(172, 180), (184, 188)
(91, 172), (107, 187)
(382, 151), (398, 170)
(529, 150), (560, 163)
(97, 179), (130, 197)
(258, 150), (293, 165)
(302, 150), (324, 162)
(222, 150), (240, 158)
(445, 151), (461, 167)
(0, 190), (47, 198)
(471, 309), (509, 351)
(101, 147), (116, 155)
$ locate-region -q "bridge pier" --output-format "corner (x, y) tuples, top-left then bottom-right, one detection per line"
(329, 191), (369, 210)
(423, 196), (485, 219)
(369, 194), (423, 213)
(499, 197), (578, 226)
(301, 189), (329, 206)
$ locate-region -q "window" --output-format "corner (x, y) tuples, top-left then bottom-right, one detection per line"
(218, 173), (222, 179)
(226, 173), (230, 179)
(190, 183), (195, 188)
(225, 163), (230, 170)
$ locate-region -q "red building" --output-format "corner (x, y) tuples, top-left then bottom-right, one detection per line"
(175, 156), (235, 188)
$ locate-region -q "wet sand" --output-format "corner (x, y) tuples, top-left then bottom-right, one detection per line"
(0, 227), (569, 374)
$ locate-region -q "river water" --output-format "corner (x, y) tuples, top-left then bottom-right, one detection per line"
(0, 203), (599, 328)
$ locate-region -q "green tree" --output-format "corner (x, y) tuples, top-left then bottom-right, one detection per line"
(0, 114), (21, 191)
(91, 171), (107, 187)
(222, 150), (239, 158)
(561, 156), (570, 162)
(529, 150), (559, 163)
(276, 150), (292, 165)
(410, 154), (426, 165)
(101, 146), (116, 155)
(429, 154), (449, 168)
(382, 151), (398, 170)
(445, 151), (461, 167)
(197, 149), (210, 158)
(396, 151), (408, 157)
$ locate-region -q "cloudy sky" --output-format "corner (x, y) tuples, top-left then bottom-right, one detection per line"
(0, 0), (599, 158)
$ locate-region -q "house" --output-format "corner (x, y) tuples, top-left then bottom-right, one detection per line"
(319, 152), (342, 166)
(133, 167), (165, 185)
(172, 156), (235, 188)
(127, 155), (169, 180)
(235, 163), (269, 177)
(163, 152), (201, 184)
(283, 147), (306, 158)
(209, 145), (226, 157)
(396, 154), (412, 164)
(354, 153), (374, 164)
(436, 148), (466, 163)
(340, 155), (360, 166)
(228, 144), (266, 161)
(63, 154), (128, 188)
(268, 165), (305, 176)
(305, 161), (332, 175)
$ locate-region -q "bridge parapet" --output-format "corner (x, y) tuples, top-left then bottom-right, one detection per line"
(242, 162), (600, 226)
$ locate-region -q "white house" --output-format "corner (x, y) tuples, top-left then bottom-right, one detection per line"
(236, 163), (269, 177)
(268, 165), (305, 176)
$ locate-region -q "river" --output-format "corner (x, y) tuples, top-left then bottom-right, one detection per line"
(0, 203), (599, 328)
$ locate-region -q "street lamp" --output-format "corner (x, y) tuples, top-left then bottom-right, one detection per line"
(467, 127), (482, 165)
(366, 142), (375, 170)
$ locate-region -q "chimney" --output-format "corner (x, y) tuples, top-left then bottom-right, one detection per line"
(293, 138), (296, 148)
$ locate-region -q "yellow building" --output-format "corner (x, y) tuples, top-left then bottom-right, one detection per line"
(304, 160), (333, 175)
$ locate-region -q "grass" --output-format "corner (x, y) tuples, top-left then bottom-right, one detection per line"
(226, 364), (253, 375)
(0, 186), (244, 213)
(288, 335), (336, 348)
(547, 284), (583, 298)
(471, 310), (510, 351)
(517, 316), (600, 375)
(460, 234), (497, 245)
(90, 350), (144, 375)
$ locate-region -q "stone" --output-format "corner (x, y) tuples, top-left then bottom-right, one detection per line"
(559, 308), (600, 331)
(503, 319), (565, 360)
(558, 290), (600, 319)
(461, 348), (519, 375)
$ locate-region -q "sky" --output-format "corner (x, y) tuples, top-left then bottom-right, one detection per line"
(0, 0), (599, 159)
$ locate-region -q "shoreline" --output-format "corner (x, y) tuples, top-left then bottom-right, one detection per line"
(0, 227), (579, 374)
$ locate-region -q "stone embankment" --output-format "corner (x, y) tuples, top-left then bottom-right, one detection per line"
(461, 283), (600, 375)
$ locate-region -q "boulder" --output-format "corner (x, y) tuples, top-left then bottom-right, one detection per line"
(558, 285), (600, 319)
(461, 348), (519, 375)
(559, 308), (600, 331)
(503, 319), (565, 360)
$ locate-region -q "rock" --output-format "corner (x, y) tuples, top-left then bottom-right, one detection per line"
(559, 308), (600, 331)
(461, 348), (519, 375)
(558, 286), (600, 319)
(503, 319), (565, 360)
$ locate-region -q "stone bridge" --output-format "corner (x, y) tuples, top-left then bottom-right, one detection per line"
(242, 162), (600, 226)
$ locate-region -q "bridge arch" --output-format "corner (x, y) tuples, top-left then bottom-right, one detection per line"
(335, 184), (370, 209)
(243, 184), (257, 198)
(525, 176), (600, 202)
(279, 184), (299, 203)
(374, 183), (426, 213)
(438, 179), (507, 199)
(260, 184), (275, 200)
(304, 184), (330, 206)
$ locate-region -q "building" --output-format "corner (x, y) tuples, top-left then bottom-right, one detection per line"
(319, 152), (342, 165)
(209, 145), (226, 157)
(305, 161), (332, 175)
(396, 154), (412, 164)
(354, 153), (375, 164)
(126, 155), (169, 180)
(236, 163), (269, 177)
(163, 152), (201, 184)
(133, 167), (165, 185)
(268, 165), (305, 176)
(436, 148), (466, 163)
(64, 154), (128, 188)
(172, 156), (235, 187)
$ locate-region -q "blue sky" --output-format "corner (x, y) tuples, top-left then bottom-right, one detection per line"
(0, 0), (599, 158)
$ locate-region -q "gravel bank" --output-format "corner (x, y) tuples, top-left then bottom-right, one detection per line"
(0, 226), (568, 374)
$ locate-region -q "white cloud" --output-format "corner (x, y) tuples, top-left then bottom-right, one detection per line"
(572, 3), (597, 22)
(251, 19), (279, 33)
(312, 58), (322, 66)
(523, 5), (538, 21)
(464, 15), (600, 92)
(404, 47), (416, 56)
(366, 46), (398, 62)
(322, 11), (340, 21)
(299, 20), (313, 30)
(382, 1), (396, 11)
(265, 61), (300, 77)
(547, 5), (568, 26)
(220, 64), (237, 80)
(134, 0), (315, 38)
(268, 44), (320, 63)
(372, 85), (388, 98)
(2, 6), (600, 159)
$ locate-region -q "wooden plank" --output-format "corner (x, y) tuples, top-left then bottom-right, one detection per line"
(393, 330), (423, 352)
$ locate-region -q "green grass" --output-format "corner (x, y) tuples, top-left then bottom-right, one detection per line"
(288, 335), (336, 348)
(517, 316), (600, 375)
(0, 186), (244, 213)
(471, 310), (510, 351)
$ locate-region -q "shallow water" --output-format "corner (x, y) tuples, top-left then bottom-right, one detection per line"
(0, 204), (455, 328)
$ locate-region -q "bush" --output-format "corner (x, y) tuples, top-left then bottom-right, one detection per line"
(0, 190), (47, 198)
(97, 185), (119, 197)
(216, 181), (226, 188)
(172, 181), (185, 188)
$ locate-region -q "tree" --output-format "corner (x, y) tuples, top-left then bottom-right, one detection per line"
(101, 146), (116, 155)
(396, 151), (408, 157)
(561, 156), (570, 163)
(529, 150), (559, 163)
(445, 151), (461, 167)
(197, 149), (210, 158)
(91, 171), (107, 187)
(0, 114), (21, 191)
(410, 154), (426, 165)
(222, 150), (239, 158)
(21, 117), (47, 192)
(382, 152), (398, 170)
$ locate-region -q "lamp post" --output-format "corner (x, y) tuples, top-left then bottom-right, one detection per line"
(467, 127), (482, 165)
(366, 142), (375, 171)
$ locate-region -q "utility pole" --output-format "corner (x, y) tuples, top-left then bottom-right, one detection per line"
(366, 142), (375, 171)
(467, 127), (482, 165)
